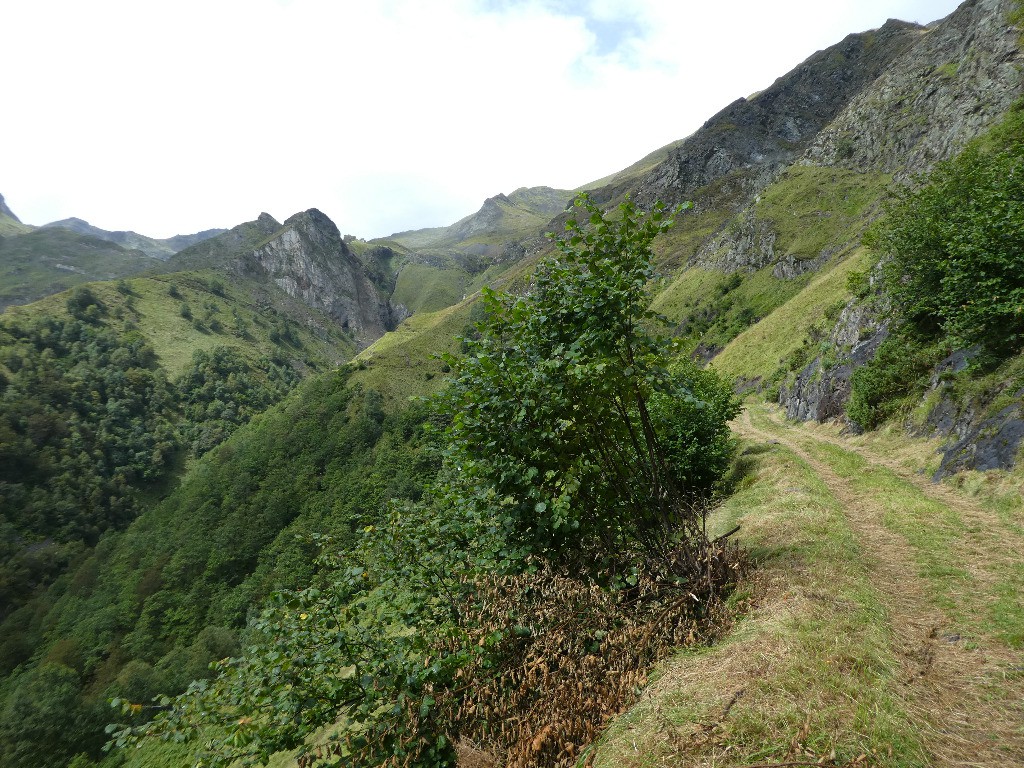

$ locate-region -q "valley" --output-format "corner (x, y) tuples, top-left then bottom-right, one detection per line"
(0, 1), (1022, 766)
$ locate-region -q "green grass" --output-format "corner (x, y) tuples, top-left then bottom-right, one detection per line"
(391, 262), (470, 314)
(750, 406), (1024, 651)
(593, 435), (926, 766)
(0, 213), (32, 237)
(755, 166), (889, 262)
(651, 262), (817, 354)
(711, 247), (873, 381)
(350, 299), (474, 405)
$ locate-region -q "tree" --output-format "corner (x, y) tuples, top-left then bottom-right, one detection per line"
(435, 193), (739, 573)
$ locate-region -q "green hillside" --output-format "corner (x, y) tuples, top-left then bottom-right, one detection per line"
(1, 3), (1023, 767)
(0, 228), (159, 310)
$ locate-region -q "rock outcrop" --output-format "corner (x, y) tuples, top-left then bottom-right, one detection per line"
(626, 19), (924, 212)
(780, 302), (889, 422)
(242, 209), (400, 346)
(804, 0), (1024, 176)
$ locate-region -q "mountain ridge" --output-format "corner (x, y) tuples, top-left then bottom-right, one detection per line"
(40, 217), (227, 260)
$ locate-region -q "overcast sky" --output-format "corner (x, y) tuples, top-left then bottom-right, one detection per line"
(3, 0), (961, 240)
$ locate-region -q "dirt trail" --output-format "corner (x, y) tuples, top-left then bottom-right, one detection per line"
(736, 408), (1024, 767)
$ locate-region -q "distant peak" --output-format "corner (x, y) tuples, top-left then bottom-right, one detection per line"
(256, 212), (281, 228)
(283, 208), (341, 240)
(0, 193), (22, 223)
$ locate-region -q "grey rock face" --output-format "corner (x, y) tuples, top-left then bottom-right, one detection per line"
(693, 211), (777, 272)
(804, 0), (1024, 176)
(243, 209), (398, 347)
(935, 403), (1024, 477)
(630, 19), (923, 211)
(781, 325), (889, 423)
(779, 301), (889, 422)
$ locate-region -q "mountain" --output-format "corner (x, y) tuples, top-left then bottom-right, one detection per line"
(0, 227), (157, 310)
(0, 198), (227, 310)
(171, 208), (402, 347)
(40, 217), (226, 260)
(0, 193), (30, 236)
(388, 185), (572, 253)
(1, 2), (1023, 767)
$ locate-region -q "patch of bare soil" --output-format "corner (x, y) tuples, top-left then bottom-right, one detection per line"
(736, 410), (1024, 767)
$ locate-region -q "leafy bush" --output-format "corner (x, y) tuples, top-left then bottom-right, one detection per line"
(108, 195), (744, 768)
(847, 331), (945, 430)
(435, 194), (739, 571)
(867, 103), (1024, 356)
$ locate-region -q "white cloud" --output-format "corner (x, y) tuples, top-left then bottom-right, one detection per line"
(2, 0), (962, 238)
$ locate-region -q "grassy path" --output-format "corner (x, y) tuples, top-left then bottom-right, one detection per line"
(740, 406), (1024, 766)
(594, 403), (1024, 767)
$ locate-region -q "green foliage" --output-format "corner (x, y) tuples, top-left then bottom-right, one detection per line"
(66, 286), (106, 323)
(0, 375), (438, 768)
(0, 314), (178, 616)
(435, 194), (739, 570)
(107, 501), (477, 768)
(867, 103), (1024, 356)
(176, 346), (299, 456)
(847, 331), (946, 430)
(101, 196), (744, 768)
(0, 663), (107, 768)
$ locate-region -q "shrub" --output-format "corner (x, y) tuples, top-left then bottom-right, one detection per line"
(435, 194), (739, 571)
(867, 103), (1024, 356)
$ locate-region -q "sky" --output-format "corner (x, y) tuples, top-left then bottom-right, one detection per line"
(3, 0), (962, 240)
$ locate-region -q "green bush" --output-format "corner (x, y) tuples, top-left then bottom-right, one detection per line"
(435, 194), (739, 570)
(867, 103), (1024, 356)
(847, 332), (944, 430)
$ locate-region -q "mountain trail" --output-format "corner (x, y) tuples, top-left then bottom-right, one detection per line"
(735, 407), (1024, 767)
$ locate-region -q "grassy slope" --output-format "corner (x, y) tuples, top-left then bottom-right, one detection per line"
(710, 247), (873, 382)
(391, 262), (471, 314)
(755, 166), (889, 262)
(2, 271), (355, 377)
(0, 229), (158, 309)
(349, 299), (474, 405)
(0, 212), (32, 237)
(593, 403), (1024, 766)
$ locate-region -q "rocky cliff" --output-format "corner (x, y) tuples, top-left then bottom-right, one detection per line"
(241, 209), (402, 346)
(618, 19), (924, 212)
(776, 0), (1023, 439)
(804, 0), (1024, 176)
